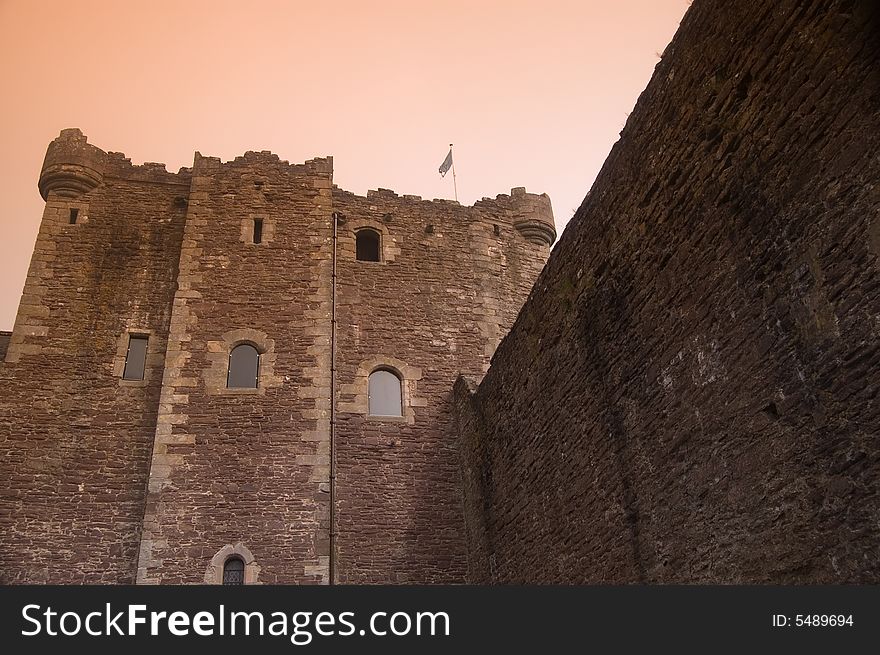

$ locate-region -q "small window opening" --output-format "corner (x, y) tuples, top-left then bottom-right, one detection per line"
(253, 219), (263, 244)
(69, 208), (79, 225)
(122, 335), (148, 381)
(223, 557), (244, 585)
(227, 343), (260, 389)
(368, 368), (402, 416)
(356, 229), (381, 262)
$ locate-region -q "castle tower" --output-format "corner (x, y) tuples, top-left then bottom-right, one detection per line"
(0, 130), (554, 584)
(0, 129), (189, 582)
(135, 150), (338, 584)
(331, 186), (553, 582)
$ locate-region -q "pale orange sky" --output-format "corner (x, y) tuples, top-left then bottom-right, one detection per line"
(0, 0), (688, 329)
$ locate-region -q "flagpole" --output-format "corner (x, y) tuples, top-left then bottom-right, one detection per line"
(450, 143), (458, 202)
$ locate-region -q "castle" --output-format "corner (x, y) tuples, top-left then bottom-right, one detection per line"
(0, 128), (553, 584)
(3, 0), (879, 585)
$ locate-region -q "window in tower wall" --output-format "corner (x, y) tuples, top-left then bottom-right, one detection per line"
(368, 368), (402, 416)
(356, 229), (381, 262)
(227, 343), (260, 389)
(122, 335), (148, 381)
(223, 557), (244, 585)
(253, 218), (263, 244)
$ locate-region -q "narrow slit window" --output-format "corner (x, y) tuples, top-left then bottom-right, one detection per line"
(227, 343), (260, 389)
(122, 335), (148, 381)
(253, 218), (263, 244)
(69, 208), (79, 225)
(356, 229), (381, 262)
(223, 557), (244, 585)
(368, 369), (402, 416)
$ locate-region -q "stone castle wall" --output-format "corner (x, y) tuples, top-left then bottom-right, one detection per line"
(135, 151), (338, 584)
(0, 130), (552, 583)
(0, 129), (189, 582)
(332, 187), (549, 582)
(454, 0), (880, 583)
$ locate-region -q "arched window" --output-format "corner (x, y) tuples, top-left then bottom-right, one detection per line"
(227, 343), (259, 388)
(222, 557), (245, 585)
(356, 229), (381, 262)
(368, 368), (402, 416)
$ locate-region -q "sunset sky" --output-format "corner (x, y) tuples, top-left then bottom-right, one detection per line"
(0, 0), (688, 329)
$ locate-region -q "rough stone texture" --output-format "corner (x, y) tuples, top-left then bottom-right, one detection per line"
(454, 0), (880, 583)
(0, 129), (189, 582)
(0, 130), (552, 584)
(332, 188), (549, 583)
(135, 151), (339, 585)
(0, 331), (10, 361)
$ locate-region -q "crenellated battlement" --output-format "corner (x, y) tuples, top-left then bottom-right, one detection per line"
(333, 185), (556, 248)
(192, 150), (334, 180)
(328, 184), (554, 255)
(39, 131), (553, 250)
(103, 151), (191, 184)
(39, 129), (190, 200)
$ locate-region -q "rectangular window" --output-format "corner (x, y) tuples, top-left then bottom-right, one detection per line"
(69, 208), (79, 225)
(122, 335), (148, 380)
(253, 219), (263, 244)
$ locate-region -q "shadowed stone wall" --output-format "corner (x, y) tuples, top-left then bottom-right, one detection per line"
(332, 187), (550, 582)
(455, 0), (880, 584)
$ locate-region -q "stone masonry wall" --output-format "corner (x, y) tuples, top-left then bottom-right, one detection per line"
(332, 187), (550, 583)
(136, 152), (336, 584)
(131, 151), (553, 584)
(0, 130), (188, 582)
(455, 0), (880, 583)
(0, 332), (10, 361)
(0, 129), (553, 584)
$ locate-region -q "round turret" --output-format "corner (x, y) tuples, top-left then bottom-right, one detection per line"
(509, 187), (556, 246)
(38, 128), (105, 200)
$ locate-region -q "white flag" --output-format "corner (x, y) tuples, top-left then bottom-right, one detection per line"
(438, 149), (453, 177)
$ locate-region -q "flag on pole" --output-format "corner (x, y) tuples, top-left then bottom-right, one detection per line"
(438, 148), (453, 177)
